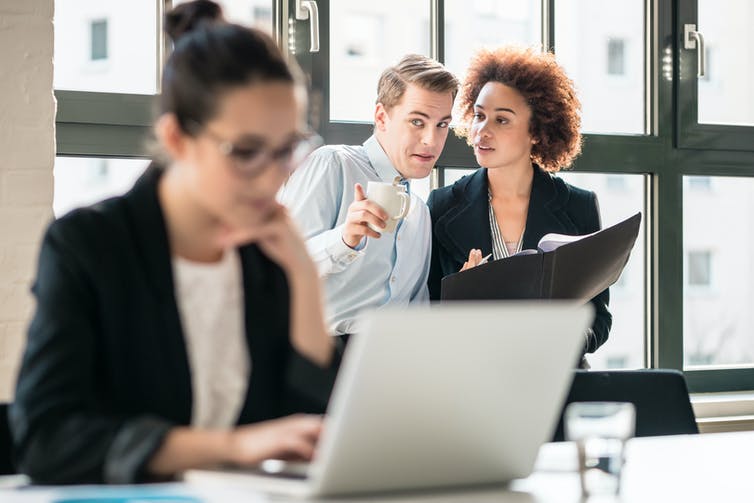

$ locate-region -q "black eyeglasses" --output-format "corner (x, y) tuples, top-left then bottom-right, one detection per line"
(199, 125), (322, 178)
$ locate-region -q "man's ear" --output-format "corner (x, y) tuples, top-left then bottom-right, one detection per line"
(374, 102), (389, 132)
(155, 114), (190, 161)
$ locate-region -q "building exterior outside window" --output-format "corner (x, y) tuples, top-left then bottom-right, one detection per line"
(90, 19), (108, 61)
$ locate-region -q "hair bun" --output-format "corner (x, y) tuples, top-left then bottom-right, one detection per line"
(165, 0), (224, 44)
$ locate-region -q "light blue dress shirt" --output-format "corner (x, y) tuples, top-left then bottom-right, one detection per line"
(278, 135), (431, 336)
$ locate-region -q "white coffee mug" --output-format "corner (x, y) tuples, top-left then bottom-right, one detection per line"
(366, 180), (411, 233)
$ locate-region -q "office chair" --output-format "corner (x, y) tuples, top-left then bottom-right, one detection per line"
(551, 369), (698, 442)
(0, 403), (15, 474)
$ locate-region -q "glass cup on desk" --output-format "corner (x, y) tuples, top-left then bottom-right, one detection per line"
(565, 401), (635, 498)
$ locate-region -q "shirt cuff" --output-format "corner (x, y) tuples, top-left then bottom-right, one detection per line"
(327, 236), (365, 266)
(104, 416), (175, 484)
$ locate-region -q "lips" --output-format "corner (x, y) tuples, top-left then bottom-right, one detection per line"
(475, 144), (495, 154)
(412, 153), (435, 162)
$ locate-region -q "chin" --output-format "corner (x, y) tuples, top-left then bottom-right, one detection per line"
(406, 164), (434, 180)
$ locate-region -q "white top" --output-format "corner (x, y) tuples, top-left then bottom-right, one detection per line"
(488, 190), (524, 259)
(172, 250), (249, 429)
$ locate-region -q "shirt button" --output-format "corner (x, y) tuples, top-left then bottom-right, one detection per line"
(391, 276), (396, 283)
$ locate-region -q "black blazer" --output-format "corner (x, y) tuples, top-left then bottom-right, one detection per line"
(427, 166), (612, 353)
(10, 165), (339, 485)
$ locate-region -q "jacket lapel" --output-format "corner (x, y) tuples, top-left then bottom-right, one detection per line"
(434, 169), (493, 263)
(123, 163), (193, 418)
(522, 165), (580, 249)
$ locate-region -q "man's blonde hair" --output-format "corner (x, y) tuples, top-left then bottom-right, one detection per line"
(376, 54), (459, 110)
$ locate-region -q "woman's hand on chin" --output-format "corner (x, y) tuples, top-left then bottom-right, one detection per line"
(215, 204), (315, 278)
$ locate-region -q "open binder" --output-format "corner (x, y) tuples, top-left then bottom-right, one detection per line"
(440, 212), (642, 302)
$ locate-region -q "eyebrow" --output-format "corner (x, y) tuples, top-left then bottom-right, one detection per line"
(474, 104), (517, 115)
(232, 134), (266, 144)
(408, 111), (453, 122)
(234, 132), (299, 145)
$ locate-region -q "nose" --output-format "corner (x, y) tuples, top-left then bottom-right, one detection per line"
(473, 121), (491, 142)
(421, 127), (443, 147)
(254, 156), (289, 193)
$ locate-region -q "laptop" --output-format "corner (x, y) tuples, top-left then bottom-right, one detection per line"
(184, 301), (593, 497)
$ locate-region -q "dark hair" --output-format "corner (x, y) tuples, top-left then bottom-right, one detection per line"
(376, 54), (459, 110)
(455, 46), (582, 171)
(161, 0), (300, 135)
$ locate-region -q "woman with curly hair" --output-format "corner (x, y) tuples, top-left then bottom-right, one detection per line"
(427, 46), (611, 359)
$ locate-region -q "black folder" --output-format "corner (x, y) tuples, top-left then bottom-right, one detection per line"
(440, 212), (642, 302)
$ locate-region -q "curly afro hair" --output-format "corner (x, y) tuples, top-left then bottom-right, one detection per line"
(455, 46), (582, 171)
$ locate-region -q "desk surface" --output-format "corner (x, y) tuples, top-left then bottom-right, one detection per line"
(2, 430), (752, 503)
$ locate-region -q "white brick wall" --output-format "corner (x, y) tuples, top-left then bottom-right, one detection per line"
(0, 0), (55, 401)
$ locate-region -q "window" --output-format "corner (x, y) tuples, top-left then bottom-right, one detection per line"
(173, 0), (274, 33)
(606, 175), (628, 191)
(683, 176), (754, 369)
(687, 251), (712, 287)
(54, 158), (148, 217)
(688, 176), (712, 191)
(329, 0), (430, 122)
(554, 0), (644, 133)
(607, 356), (628, 369)
(54, 0), (158, 94)
(557, 173), (646, 370)
(443, 0), (541, 80)
(252, 6), (273, 30)
(90, 20), (108, 61)
(697, 0), (754, 126)
(607, 38), (625, 75)
(52, 1), (754, 393)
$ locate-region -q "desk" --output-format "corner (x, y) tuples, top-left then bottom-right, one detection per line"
(2, 431), (752, 502)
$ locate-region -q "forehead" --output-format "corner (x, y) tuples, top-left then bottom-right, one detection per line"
(213, 81), (303, 134)
(476, 81), (528, 110)
(392, 83), (453, 117)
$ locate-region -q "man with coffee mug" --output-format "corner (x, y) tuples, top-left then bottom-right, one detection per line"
(279, 54), (458, 345)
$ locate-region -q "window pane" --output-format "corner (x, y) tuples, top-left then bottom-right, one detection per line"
(687, 251), (712, 287)
(684, 176), (754, 368)
(330, 0), (430, 122)
(607, 38), (625, 76)
(54, 158), (148, 217)
(439, 169), (647, 370)
(443, 0), (541, 80)
(173, 0), (273, 34)
(548, 172), (646, 370)
(90, 20), (108, 61)
(554, 0), (645, 134)
(443, 168), (474, 187)
(697, 0), (754, 126)
(54, 0), (158, 94)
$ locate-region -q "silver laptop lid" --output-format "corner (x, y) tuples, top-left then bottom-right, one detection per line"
(310, 301), (593, 496)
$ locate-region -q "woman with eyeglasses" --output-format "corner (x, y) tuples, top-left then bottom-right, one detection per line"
(10, 0), (336, 484)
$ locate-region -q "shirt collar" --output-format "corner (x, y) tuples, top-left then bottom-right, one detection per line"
(364, 135), (406, 185)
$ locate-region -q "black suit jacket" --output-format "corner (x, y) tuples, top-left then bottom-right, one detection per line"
(10, 165), (339, 485)
(427, 166), (612, 353)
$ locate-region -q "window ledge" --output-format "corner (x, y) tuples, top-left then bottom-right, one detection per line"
(691, 391), (754, 419)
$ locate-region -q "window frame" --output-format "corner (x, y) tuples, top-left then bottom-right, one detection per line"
(56, 0), (754, 392)
(55, 0), (166, 157)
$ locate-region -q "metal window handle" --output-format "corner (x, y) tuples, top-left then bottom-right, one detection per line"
(684, 24), (706, 78)
(296, 0), (320, 53)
